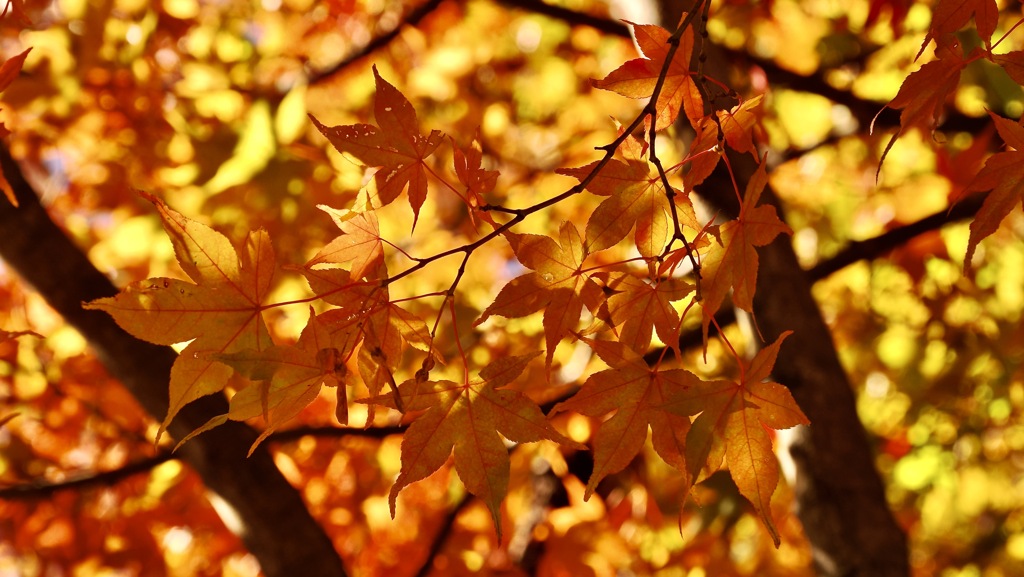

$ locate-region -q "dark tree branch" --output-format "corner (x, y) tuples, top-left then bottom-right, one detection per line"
(808, 193), (984, 280)
(0, 425), (408, 500)
(494, 0), (630, 37)
(307, 0), (448, 85)
(0, 144), (348, 577)
(413, 493), (473, 577)
(267, 424), (406, 442)
(0, 454), (173, 500)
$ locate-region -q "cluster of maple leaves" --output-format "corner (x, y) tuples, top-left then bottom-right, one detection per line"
(3, 0), (1022, 549)
(81, 10), (809, 541)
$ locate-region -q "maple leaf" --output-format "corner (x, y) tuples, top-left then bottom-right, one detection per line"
(557, 134), (700, 259)
(452, 134), (498, 206)
(602, 273), (693, 358)
(451, 134), (500, 229)
(993, 51), (1024, 86)
(699, 159), (792, 343)
(181, 309), (359, 454)
(365, 352), (583, 538)
(958, 111), (1024, 271)
(717, 95), (764, 157)
(305, 206), (384, 281)
(920, 0), (997, 56)
(85, 191), (274, 441)
(551, 338), (703, 498)
(877, 39), (971, 170)
(592, 19), (703, 128)
(661, 332), (808, 546)
(309, 65), (444, 228)
(683, 117), (723, 190)
(475, 222), (603, 367)
(303, 265), (435, 415)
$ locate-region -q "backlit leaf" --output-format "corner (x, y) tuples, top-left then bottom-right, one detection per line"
(364, 352), (583, 539)
(84, 192), (274, 441)
(309, 66), (444, 228)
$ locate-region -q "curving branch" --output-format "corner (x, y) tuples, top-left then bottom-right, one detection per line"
(0, 454), (173, 500)
(0, 424), (408, 501)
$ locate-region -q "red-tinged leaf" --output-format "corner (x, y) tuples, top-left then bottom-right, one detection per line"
(922, 0), (997, 55)
(477, 222), (591, 367)
(0, 48), (29, 162)
(993, 51), (1024, 86)
(960, 112), (1024, 271)
(592, 20), (703, 128)
(683, 119), (722, 190)
(878, 42), (969, 169)
(305, 207), (383, 280)
(662, 332), (808, 546)
(699, 160), (792, 343)
(309, 66), (443, 228)
(865, 0), (913, 33)
(551, 338), (705, 497)
(212, 311), (357, 453)
(84, 192), (275, 441)
(603, 273), (692, 357)
(0, 48), (29, 93)
(452, 135), (498, 205)
(942, 121), (994, 204)
(362, 352), (582, 539)
(0, 169), (14, 207)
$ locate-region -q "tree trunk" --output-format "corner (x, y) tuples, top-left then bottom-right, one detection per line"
(0, 143), (348, 577)
(700, 149), (910, 576)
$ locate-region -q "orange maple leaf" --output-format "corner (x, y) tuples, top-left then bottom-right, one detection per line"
(592, 20), (703, 129)
(958, 111), (1024, 271)
(476, 222), (603, 367)
(309, 66), (443, 228)
(365, 352), (583, 539)
(602, 272), (693, 357)
(452, 134), (498, 205)
(551, 338), (703, 498)
(662, 332), (808, 546)
(558, 134), (700, 259)
(179, 309), (359, 454)
(699, 159), (791, 343)
(85, 191), (275, 441)
(305, 206), (384, 281)
(451, 134), (500, 228)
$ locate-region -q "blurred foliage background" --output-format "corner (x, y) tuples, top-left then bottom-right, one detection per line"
(1, 0), (1023, 575)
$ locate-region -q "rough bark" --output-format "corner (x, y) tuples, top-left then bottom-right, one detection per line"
(0, 143), (348, 577)
(700, 150), (910, 576)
